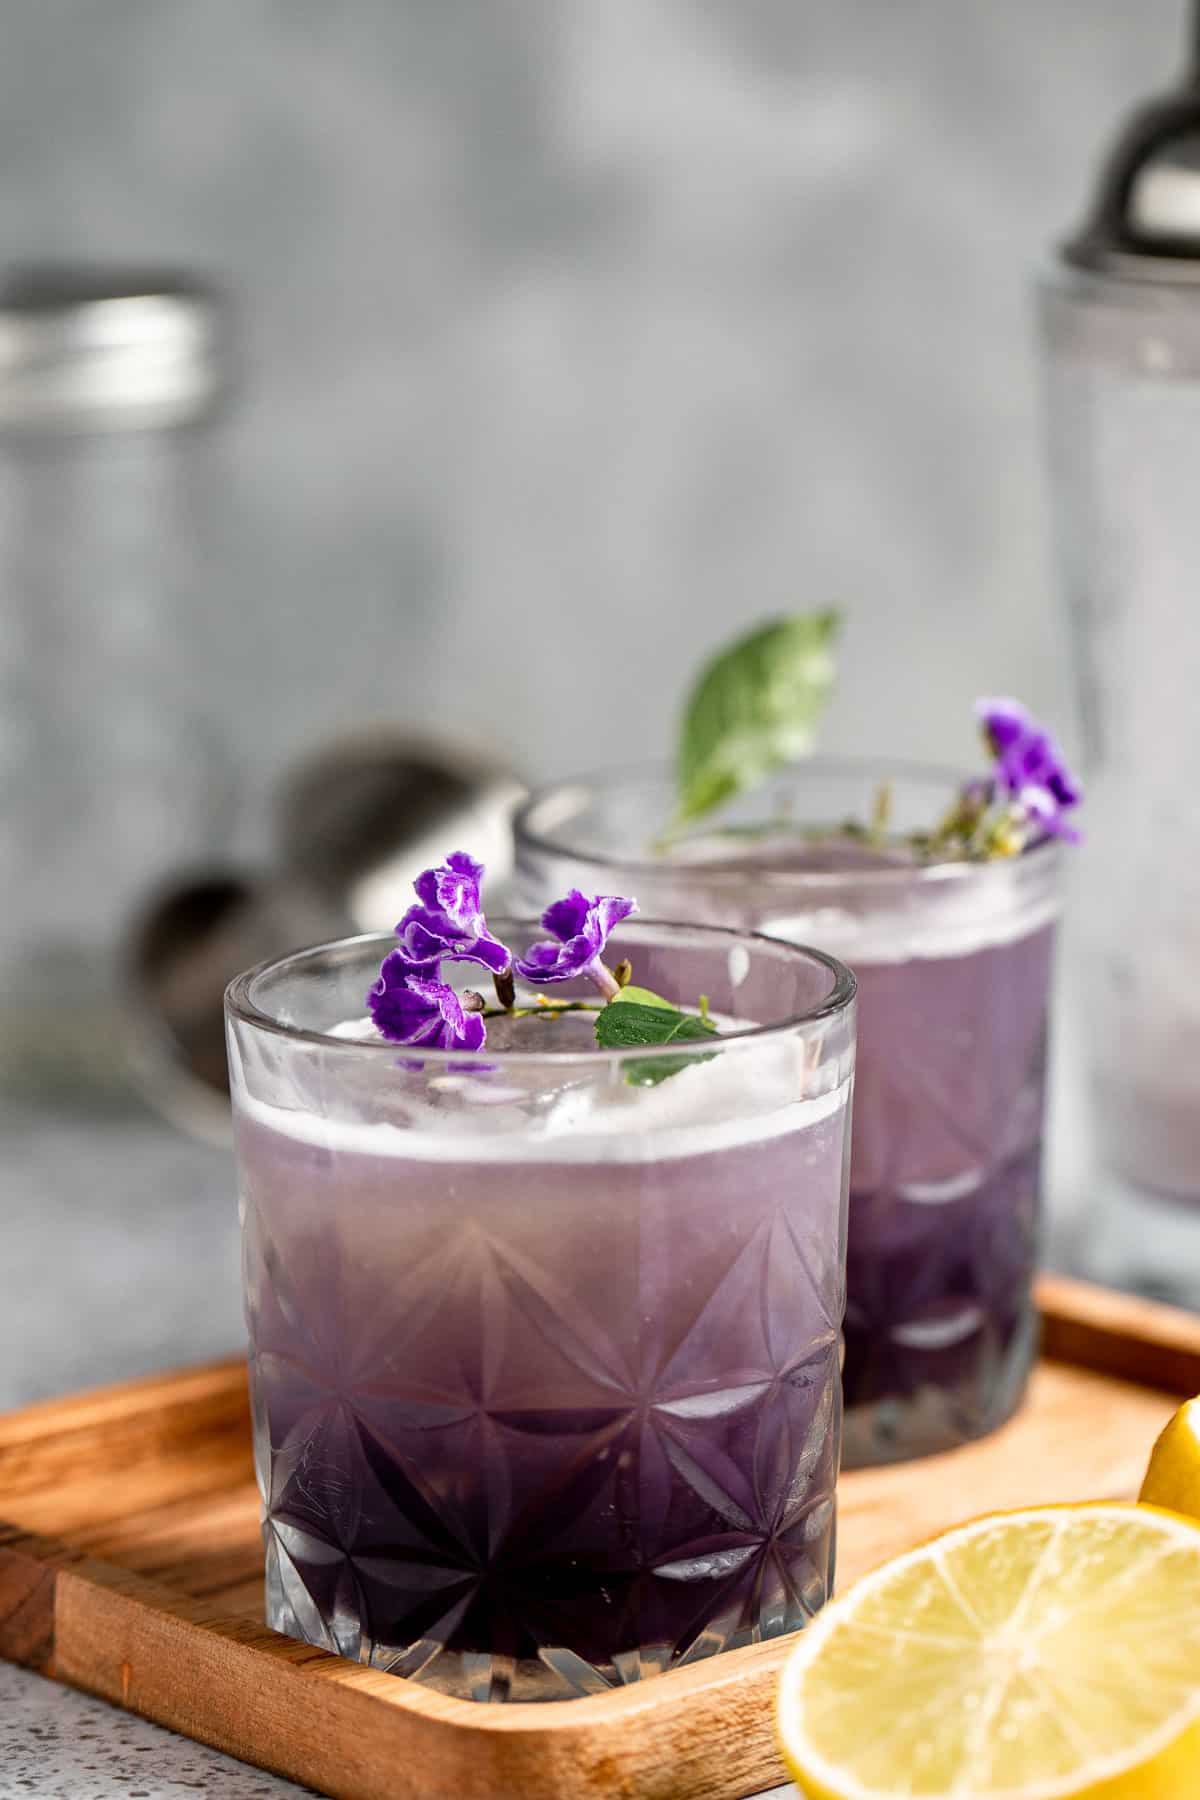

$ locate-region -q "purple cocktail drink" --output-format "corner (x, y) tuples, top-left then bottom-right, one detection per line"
(516, 764), (1060, 1466)
(226, 922), (855, 1700)
(833, 884), (1054, 1461)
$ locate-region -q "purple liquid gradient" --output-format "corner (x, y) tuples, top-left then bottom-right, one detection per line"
(238, 1086), (850, 1700)
(841, 922), (1055, 1462)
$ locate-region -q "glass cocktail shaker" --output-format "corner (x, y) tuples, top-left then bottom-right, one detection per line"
(1040, 24), (1200, 1218)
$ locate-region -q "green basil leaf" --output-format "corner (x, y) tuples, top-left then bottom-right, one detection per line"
(674, 610), (840, 828)
(611, 984), (675, 1011)
(595, 998), (719, 1087)
(595, 1001), (716, 1049)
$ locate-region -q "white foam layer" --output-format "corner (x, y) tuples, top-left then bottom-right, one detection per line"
(759, 892), (1058, 965)
(233, 1052), (851, 1166)
(326, 1015), (379, 1040)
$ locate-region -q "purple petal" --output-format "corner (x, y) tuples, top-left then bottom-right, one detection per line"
(404, 972), (453, 1002)
(593, 895), (637, 939)
(555, 934), (601, 977)
(1048, 766), (1081, 808)
(454, 1009), (487, 1052)
(393, 906), (453, 967)
(541, 890), (592, 945)
(414, 852), (485, 921)
(367, 952), (435, 1039)
(393, 889), (512, 979)
(412, 868), (442, 909)
(427, 983), (486, 1051)
(976, 697), (1030, 756)
(1021, 784), (1082, 842)
(446, 849), (485, 884)
(514, 940), (571, 979)
(434, 852), (485, 929)
(516, 890), (638, 987)
(513, 935), (599, 983)
(439, 927), (511, 976)
(975, 696), (1081, 841)
(366, 954), (488, 1052)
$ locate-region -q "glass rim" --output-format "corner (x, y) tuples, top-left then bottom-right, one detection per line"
(224, 920), (857, 1066)
(513, 756), (1063, 892)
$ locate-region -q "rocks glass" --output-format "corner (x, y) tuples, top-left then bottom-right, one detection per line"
(226, 919), (855, 1700)
(516, 765), (1060, 1466)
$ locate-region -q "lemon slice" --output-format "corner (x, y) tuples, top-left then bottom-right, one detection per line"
(777, 1503), (1200, 1800)
(1140, 1398), (1200, 1521)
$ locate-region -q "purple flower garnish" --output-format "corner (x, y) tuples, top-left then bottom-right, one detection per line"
(366, 855), (640, 1056)
(367, 951), (487, 1052)
(393, 850), (511, 976)
(977, 698), (1082, 843)
(515, 890), (638, 999)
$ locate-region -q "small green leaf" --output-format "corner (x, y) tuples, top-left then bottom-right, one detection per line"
(595, 998), (719, 1087)
(673, 611), (840, 829)
(596, 1001), (717, 1048)
(611, 985), (675, 1011)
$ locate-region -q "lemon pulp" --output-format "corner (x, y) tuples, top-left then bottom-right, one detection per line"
(778, 1503), (1200, 1800)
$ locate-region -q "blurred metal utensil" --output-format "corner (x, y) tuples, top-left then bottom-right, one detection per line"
(124, 732), (525, 1144)
(272, 731), (523, 927)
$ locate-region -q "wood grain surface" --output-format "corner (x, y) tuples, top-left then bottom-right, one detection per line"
(0, 1274), (1193, 1800)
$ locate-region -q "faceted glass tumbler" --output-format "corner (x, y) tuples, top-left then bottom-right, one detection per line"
(515, 765), (1061, 1467)
(225, 920), (855, 1701)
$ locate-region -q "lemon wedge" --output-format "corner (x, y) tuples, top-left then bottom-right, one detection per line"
(1140, 1397), (1200, 1521)
(777, 1503), (1200, 1800)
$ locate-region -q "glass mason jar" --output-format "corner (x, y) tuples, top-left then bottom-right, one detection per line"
(226, 919), (855, 1702)
(515, 764), (1061, 1467)
(0, 266), (233, 1103)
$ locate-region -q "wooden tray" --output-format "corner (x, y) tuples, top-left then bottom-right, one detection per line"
(2, 1274), (1198, 1800)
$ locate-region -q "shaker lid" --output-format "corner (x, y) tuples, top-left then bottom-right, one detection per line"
(0, 265), (229, 430)
(1064, 10), (1200, 281)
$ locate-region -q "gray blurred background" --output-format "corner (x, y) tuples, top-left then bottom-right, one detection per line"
(2, 0), (1193, 1409)
(1, 9), (1195, 1790)
(3, 0), (1185, 795)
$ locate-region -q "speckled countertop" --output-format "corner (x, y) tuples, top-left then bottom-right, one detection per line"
(0, 1664), (795, 1799)
(0, 1662), (315, 1799)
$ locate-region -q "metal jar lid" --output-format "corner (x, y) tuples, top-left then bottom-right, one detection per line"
(0, 265), (229, 431)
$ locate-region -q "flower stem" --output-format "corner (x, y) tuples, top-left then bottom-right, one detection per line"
(870, 779), (892, 842)
(480, 1000), (604, 1020)
(589, 960), (621, 1002)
